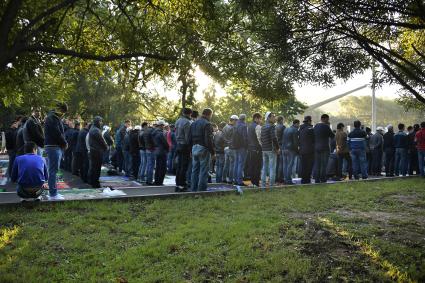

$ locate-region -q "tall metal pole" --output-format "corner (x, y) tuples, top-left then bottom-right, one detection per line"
(371, 65), (377, 132)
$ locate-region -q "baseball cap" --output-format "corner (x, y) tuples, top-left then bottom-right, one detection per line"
(376, 126), (384, 131)
(230, 115), (238, 120)
(157, 120), (166, 126)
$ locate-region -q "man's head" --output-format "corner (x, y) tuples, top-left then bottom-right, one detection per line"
(377, 126), (384, 134)
(337, 122), (345, 130)
(229, 115), (238, 125)
(191, 110), (199, 120)
(93, 116), (103, 129)
(74, 121), (81, 130)
(24, 142), (37, 154)
(212, 123), (218, 132)
(156, 120), (166, 129)
(252, 113), (262, 124)
(277, 116), (284, 124)
(407, 126), (413, 133)
(366, 127), (371, 134)
(353, 120), (361, 129)
(124, 120), (131, 128)
(202, 108), (213, 121)
(182, 107), (192, 118)
(142, 122), (148, 128)
(31, 107), (41, 119)
(414, 124), (420, 131)
(321, 114), (330, 124)
(265, 112), (276, 124)
(421, 122), (425, 129)
(398, 123), (405, 131)
(55, 102), (68, 118)
(293, 119), (300, 128)
(239, 114), (246, 122)
(303, 116), (312, 125)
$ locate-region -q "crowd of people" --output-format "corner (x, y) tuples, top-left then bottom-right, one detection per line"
(4, 102), (425, 201)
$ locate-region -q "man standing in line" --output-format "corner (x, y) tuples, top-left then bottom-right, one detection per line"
(313, 114), (335, 183)
(335, 123), (352, 180)
(275, 116), (286, 184)
(129, 125), (141, 179)
(87, 117), (108, 188)
(153, 121), (169, 186)
(75, 122), (90, 183)
(415, 122), (425, 177)
(232, 114), (248, 186)
(408, 124), (420, 175)
(114, 120), (131, 173)
(282, 119), (300, 185)
(138, 122), (149, 183)
(261, 112), (280, 188)
(348, 120), (368, 180)
(189, 108), (215, 192)
(222, 115), (238, 183)
(383, 125), (395, 177)
(5, 118), (19, 181)
(70, 122), (81, 175)
(298, 116), (315, 184)
(143, 122), (156, 185)
(44, 102), (68, 200)
(369, 127), (384, 176)
(175, 108), (193, 192)
(23, 107), (44, 155)
(247, 113), (262, 187)
(214, 122), (226, 183)
(102, 125), (114, 165)
(394, 123), (409, 176)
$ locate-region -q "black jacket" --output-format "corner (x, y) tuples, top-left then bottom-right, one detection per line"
(214, 130), (226, 154)
(88, 118), (108, 152)
(383, 131), (394, 150)
(313, 123), (334, 152)
(276, 123), (286, 146)
(143, 127), (155, 151)
(5, 127), (17, 151)
(282, 125), (299, 152)
(153, 128), (169, 153)
(44, 111), (67, 148)
(247, 122), (261, 151)
(76, 128), (89, 154)
(23, 116), (44, 148)
(261, 123), (279, 152)
(298, 123), (315, 155)
(189, 117), (215, 154)
(15, 127), (25, 156)
(129, 129), (141, 155)
(103, 131), (114, 147)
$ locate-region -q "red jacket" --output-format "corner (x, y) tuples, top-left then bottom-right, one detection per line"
(416, 128), (425, 151)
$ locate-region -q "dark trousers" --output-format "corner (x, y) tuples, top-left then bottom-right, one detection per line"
(116, 148), (124, 173)
(337, 152), (352, 179)
(131, 153), (140, 179)
(314, 150), (329, 183)
(276, 149), (284, 183)
(247, 150), (262, 186)
(409, 149), (418, 175)
(154, 151), (167, 185)
(7, 151), (16, 179)
(71, 151), (79, 175)
(385, 149), (395, 176)
(300, 153), (314, 184)
(79, 152), (89, 183)
(371, 148), (383, 175)
(17, 184), (44, 199)
(64, 148), (73, 171)
(175, 144), (191, 188)
(88, 150), (103, 188)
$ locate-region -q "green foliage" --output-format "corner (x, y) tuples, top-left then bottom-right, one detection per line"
(1, 178), (425, 281)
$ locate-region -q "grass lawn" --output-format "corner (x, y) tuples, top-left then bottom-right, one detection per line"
(1, 178), (425, 282)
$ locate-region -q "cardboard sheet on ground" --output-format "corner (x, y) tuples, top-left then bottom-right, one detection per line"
(0, 159), (8, 186)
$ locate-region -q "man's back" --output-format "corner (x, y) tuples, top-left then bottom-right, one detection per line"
(11, 154), (48, 187)
(314, 123), (334, 152)
(394, 131), (408, 149)
(348, 128), (367, 151)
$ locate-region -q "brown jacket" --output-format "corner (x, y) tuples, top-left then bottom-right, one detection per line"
(335, 129), (349, 154)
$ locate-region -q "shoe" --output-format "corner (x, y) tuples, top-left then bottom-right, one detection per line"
(48, 194), (65, 201)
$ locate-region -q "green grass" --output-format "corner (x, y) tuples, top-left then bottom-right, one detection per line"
(1, 178), (425, 282)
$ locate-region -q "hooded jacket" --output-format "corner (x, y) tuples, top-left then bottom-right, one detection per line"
(298, 122), (315, 155)
(23, 115), (44, 148)
(88, 117), (108, 152)
(44, 110), (67, 148)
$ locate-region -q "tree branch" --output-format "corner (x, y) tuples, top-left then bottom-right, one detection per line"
(0, 0), (23, 51)
(23, 45), (176, 61)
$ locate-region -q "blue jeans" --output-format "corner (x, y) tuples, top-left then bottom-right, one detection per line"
(394, 148), (408, 176)
(261, 151), (277, 187)
(123, 150), (132, 176)
(145, 150), (155, 184)
(215, 153), (225, 183)
(277, 149), (284, 182)
(418, 150), (425, 177)
(233, 148), (247, 185)
(314, 150), (329, 183)
(283, 150), (296, 183)
(167, 149), (176, 174)
(45, 146), (63, 196)
(191, 144), (211, 192)
(351, 149), (368, 179)
(138, 150), (147, 182)
(223, 148), (236, 182)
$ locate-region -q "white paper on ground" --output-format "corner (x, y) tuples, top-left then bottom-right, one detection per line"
(101, 188), (126, 197)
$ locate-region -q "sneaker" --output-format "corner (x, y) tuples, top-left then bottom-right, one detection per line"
(48, 194), (65, 201)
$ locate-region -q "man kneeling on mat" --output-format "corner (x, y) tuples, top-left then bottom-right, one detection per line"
(11, 142), (48, 201)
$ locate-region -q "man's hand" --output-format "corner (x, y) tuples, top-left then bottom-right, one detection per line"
(42, 183), (48, 190)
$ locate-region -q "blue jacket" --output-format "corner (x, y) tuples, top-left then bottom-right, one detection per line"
(282, 125), (299, 152)
(189, 117), (215, 154)
(11, 154), (48, 187)
(232, 121), (248, 149)
(393, 131), (408, 149)
(44, 111), (67, 147)
(313, 123), (335, 152)
(348, 128), (367, 151)
(115, 125), (126, 149)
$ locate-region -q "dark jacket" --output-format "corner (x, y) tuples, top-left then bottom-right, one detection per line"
(88, 118), (108, 152)
(129, 129), (141, 155)
(248, 122), (261, 151)
(222, 124), (234, 148)
(276, 123), (286, 147)
(393, 131), (408, 149)
(23, 116), (44, 148)
(313, 123), (334, 152)
(189, 117), (215, 154)
(408, 131), (417, 152)
(44, 111), (67, 148)
(261, 123), (279, 152)
(123, 132), (130, 152)
(175, 116), (192, 145)
(5, 127), (17, 151)
(115, 125), (126, 149)
(369, 133), (383, 151)
(214, 130), (226, 154)
(139, 129), (146, 150)
(75, 128), (89, 154)
(282, 125), (299, 152)
(15, 127), (25, 156)
(103, 131), (113, 147)
(153, 128), (169, 153)
(348, 128), (367, 151)
(232, 121), (248, 149)
(383, 131), (394, 150)
(298, 123), (315, 155)
(70, 128), (80, 153)
(143, 127), (155, 151)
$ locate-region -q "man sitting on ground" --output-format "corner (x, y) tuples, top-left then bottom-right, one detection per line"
(11, 142), (48, 201)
